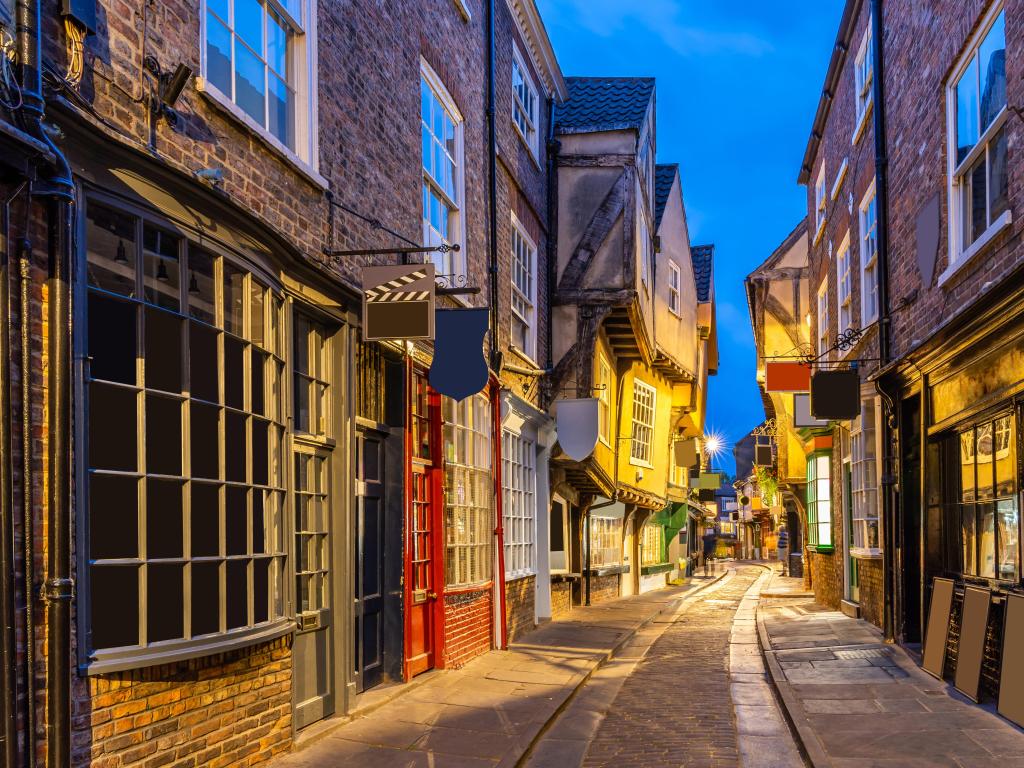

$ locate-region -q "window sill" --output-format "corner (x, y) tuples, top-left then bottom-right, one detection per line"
(453, 0), (471, 21)
(808, 545), (835, 554)
(831, 158), (849, 200)
(196, 78), (329, 191)
(505, 570), (536, 582)
(629, 458), (654, 470)
(511, 122), (542, 170)
(641, 562), (673, 575)
(80, 618), (293, 675)
(509, 344), (541, 370)
(585, 564), (629, 577)
(938, 210), (1013, 289)
(444, 581), (493, 595)
(850, 547), (882, 559)
(852, 100), (873, 146)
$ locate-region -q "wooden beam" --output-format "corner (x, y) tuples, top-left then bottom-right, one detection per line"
(558, 172), (627, 291)
(558, 154), (636, 168)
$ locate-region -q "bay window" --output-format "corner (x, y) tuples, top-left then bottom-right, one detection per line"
(82, 197), (288, 671)
(202, 0), (317, 166)
(443, 394), (492, 586)
(422, 64), (466, 281)
(851, 398), (880, 554)
(807, 453), (833, 549)
(502, 430), (536, 578)
(948, 6), (1008, 265)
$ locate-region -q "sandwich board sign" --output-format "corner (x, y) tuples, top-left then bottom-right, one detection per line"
(362, 264), (435, 341)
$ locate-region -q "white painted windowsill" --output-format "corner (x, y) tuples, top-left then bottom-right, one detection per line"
(196, 77), (329, 190)
(852, 99), (873, 146)
(937, 209), (1013, 289)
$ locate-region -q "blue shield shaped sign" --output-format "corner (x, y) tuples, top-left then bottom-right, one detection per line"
(429, 308), (489, 401)
(556, 398), (599, 461)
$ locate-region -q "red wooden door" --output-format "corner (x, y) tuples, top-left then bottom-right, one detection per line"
(404, 367), (443, 679)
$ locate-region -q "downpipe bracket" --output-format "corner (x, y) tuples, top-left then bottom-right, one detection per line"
(42, 578), (74, 603)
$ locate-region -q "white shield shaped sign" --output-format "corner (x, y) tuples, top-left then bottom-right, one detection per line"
(556, 398), (599, 461)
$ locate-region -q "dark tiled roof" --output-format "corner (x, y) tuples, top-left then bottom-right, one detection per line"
(691, 244), (715, 302)
(654, 164), (678, 229)
(556, 77), (655, 134)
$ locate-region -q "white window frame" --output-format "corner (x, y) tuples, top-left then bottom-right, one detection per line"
(629, 378), (656, 467)
(198, 0), (323, 186)
(421, 59), (468, 282)
(817, 278), (830, 360)
(814, 164), (827, 243)
(597, 355), (612, 446)
(502, 429), (536, 579)
(853, 23), (873, 143)
(510, 213), (537, 361)
(511, 43), (540, 160)
(836, 232), (853, 337)
(443, 393), (492, 587)
(943, 3), (1011, 284)
(668, 260), (681, 316)
(589, 515), (622, 568)
(859, 181), (879, 325)
(851, 396), (882, 557)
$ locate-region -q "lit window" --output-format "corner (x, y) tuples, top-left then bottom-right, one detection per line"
(512, 45), (539, 158)
(422, 65), (465, 280)
(630, 379), (656, 466)
(851, 398), (880, 553)
(806, 453), (833, 548)
(203, 0), (314, 161)
(817, 279), (830, 359)
(641, 523), (665, 566)
(597, 356), (612, 444)
(949, 7), (1007, 260)
(859, 184), (879, 324)
(837, 236), (853, 335)
(82, 199), (288, 670)
(443, 394), (492, 586)
(668, 260), (681, 315)
(854, 24), (873, 136)
(502, 430), (536, 578)
(510, 216), (537, 359)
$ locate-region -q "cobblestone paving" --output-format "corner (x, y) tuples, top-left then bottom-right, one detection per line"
(581, 567), (765, 768)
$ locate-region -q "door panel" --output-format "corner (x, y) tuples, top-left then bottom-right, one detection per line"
(356, 430), (386, 691)
(406, 465), (435, 677)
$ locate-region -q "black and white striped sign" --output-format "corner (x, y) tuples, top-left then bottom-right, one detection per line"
(361, 264), (435, 341)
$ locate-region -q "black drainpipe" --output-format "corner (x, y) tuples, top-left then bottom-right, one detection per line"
(18, 234), (34, 768)
(485, 0), (499, 370)
(0, 183), (25, 768)
(16, 0), (76, 765)
(870, 0), (896, 643)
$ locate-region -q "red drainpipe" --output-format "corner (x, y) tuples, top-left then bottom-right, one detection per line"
(491, 375), (508, 649)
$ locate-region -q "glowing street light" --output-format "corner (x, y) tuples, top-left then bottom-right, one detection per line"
(704, 430), (726, 461)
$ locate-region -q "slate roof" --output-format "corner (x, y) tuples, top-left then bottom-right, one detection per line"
(690, 244), (715, 303)
(555, 77), (655, 134)
(653, 164), (678, 229)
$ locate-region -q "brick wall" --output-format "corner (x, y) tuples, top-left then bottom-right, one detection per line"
(858, 557), (884, 629)
(574, 574), (620, 606)
(443, 589), (493, 669)
(807, 549), (842, 611)
(551, 581), (573, 619)
(505, 575), (536, 642)
(72, 638), (291, 768)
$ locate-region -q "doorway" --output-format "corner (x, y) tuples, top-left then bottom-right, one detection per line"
(900, 394), (923, 644)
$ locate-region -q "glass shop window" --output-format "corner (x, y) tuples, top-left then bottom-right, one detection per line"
(82, 199), (288, 668)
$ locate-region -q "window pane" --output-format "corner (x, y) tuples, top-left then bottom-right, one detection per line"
(205, 13), (233, 96)
(90, 474), (138, 560)
(89, 383), (137, 471)
(252, 418), (269, 485)
(979, 502), (996, 578)
(226, 486), (247, 555)
(91, 566), (138, 649)
(956, 57), (979, 165)
(962, 505), (977, 575)
(145, 395), (182, 476)
(191, 561), (220, 636)
(989, 126), (1009, 223)
(89, 293), (136, 385)
(234, 42), (266, 127)
(996, 414), (1015, 494)
(977, 422), (995, 500)
(189, 322), (219, 403)
(86, 203), (136, 297)
(253, 558), (270, 624)
(225, 411), (247, 482)
(269, 73), (294, 150)
(967, 142), (987, 247)
(252, 491), (266, 554)
(226, 560), (248, 629)
(979, 12), (1006, 132)
(267, 9), (288, 75)
(224, 335), (245, 410)
(998, 498), (1019, 580)
(147, 564), (184, 642)
(191, 482), (220, 557)
(187, 247), (217, 325)
(250, 281), (266, 347)
(251, 350), (266, 417)
(147, 479), (183, 559)
(223, 265), (245, 336)
(142, 225), (181, 311)
(961, 430), (976, 502)
(190, 402), (220, 479)
(234, 0), (264, 51)
(145, 307), (183, 393)
(208, 0), (228, 19)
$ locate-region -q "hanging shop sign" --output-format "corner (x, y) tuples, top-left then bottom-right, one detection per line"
(362, 264), (435, 341)
(793, 393), (829, 428)
(696, 472), (721, 490)
(765, 361), (811, 392)
(428, 307), (488, 401)
(555, 398), (600, 461)
(697, 488), (716, 502)
(754, 440), (773, 467)
(809, 369), (860, 421)
(673, 437), (699, 468)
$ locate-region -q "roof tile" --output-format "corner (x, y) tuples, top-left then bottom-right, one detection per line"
(555, 77), (655, 134)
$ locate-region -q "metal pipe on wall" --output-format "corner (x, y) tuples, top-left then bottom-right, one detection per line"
(18, 234), (34, 768)
(485, 0), (499, 370)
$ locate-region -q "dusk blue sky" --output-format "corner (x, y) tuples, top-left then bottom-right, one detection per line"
(537, 0), (845, 475)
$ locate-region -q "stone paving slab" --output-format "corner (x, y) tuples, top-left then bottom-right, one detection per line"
(269, 575), (725, 768)
(757, 574), (1024, 768)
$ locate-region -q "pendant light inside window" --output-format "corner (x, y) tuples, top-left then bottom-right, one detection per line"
(188, 271), (200, 295)
(156, 258), (170, 283)
(115, 239), (128, 264)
